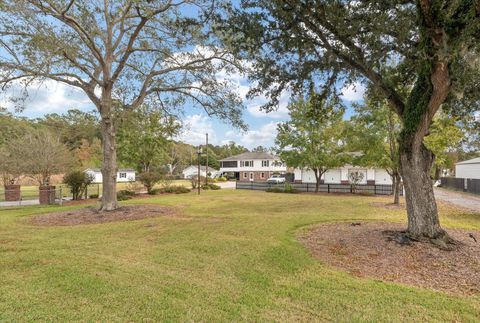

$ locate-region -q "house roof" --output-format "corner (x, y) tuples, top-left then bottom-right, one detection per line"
(219, 152), (278, 162)
(85, 168), (136, 173)
(456, 157), (480, 165)
(183, 165), (218, 172)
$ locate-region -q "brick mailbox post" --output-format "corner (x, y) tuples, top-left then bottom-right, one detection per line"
(39, 186), (56, 205)
(4, 184), (21, 201)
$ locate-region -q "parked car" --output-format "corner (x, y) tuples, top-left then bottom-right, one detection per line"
(267, 174), (286, 184)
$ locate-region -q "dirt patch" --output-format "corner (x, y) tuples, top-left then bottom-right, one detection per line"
(30, 205), (179, 226)
(299, 222), (480, 295)
(370, 202), (406, 210)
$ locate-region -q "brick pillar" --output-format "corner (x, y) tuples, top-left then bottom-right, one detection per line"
(39, 186), (56, 205)
(4, 185), (21, 201)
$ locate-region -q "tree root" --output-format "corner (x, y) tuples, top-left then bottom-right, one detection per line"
(384, 229), (462, 250)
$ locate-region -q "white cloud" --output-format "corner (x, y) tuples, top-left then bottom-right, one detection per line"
(240, 121), (279, 147)
(340, 82), (366, 102)
(1, 79), (93, 116)
(177, 114), (217, 146)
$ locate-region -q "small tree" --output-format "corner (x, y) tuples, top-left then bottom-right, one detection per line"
(63, 170), (93, 200)
(276, 91), (347, 193)
(138, 172), (162, 194)
(8, 129), (72, 186)
(348, 171), (364, 194)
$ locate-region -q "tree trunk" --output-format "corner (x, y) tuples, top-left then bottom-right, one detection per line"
(392, 172), (401, 205)
(313, 168), (320, 193)
(100, 115), (118, 211)
(399, 141), (445, 240)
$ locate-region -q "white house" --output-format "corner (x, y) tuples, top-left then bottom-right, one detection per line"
(84, 168), (136, 183)
(219, 152), (287, 181)
(293, 166), (393, 185)
(182, 165), (219, 179)
(455, 157), (480, 179)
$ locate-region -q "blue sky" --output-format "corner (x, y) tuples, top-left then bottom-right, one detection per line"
(1, 76), (365, 149)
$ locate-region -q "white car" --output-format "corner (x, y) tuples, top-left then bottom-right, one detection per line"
(267, 174), (286, 184)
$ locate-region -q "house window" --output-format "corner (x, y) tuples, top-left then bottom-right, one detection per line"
(119, 172), (127, 179)
(262, 160), (269, 167)
(260, 172), (265, 179)
(243, 172), (248, 179)
(241, 160), (253, 167)
(249, 172), (254, 180)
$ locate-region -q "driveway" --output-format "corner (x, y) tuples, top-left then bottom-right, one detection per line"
(434, 188), (480, 212)
(216, 181), (236, 189)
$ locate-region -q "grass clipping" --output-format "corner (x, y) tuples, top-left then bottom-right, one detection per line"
(299, 222), (480, 295)
(30, 205), (178, 226)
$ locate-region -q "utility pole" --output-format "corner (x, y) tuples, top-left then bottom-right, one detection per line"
(205, 133), (209, 185)
(197, 146), (202, 195)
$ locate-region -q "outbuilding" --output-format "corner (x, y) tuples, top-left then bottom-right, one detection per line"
(455, 157), (480, 179)
(182, 165), (218, 179)
(84, 168), (136, 183)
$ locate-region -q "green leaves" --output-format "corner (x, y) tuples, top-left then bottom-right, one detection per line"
(275, 91), (346, 174)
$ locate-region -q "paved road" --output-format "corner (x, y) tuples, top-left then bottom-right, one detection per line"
(434, 188), (480, 212)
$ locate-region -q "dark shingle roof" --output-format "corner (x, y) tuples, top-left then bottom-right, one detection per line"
(219, 152), (278, 162)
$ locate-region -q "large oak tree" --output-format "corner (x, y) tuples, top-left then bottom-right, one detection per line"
(223, 0), (480, 243)
(0, 0), (244, 210)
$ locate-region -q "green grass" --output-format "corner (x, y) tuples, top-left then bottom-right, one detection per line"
(1, 190), (479, 321)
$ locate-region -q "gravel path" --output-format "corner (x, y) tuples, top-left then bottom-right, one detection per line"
(434, 188), (480, 212)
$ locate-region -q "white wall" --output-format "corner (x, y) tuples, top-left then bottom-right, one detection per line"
(183, 167), (207, 178)
(294, 167), (392, 184)
(219, 159), (286, 173)
(456, 164), (480, 179)
(86, 170), (136, 183)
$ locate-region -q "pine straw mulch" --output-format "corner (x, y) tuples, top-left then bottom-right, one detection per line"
(29, 205), (179, 226)
(298, 222), (480, 295)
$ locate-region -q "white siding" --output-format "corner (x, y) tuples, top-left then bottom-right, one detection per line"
(293, 167), (393, 184)
(324, 170), (341, 183)
(219, 159), (286, 173)
(456, 163), (480, 179)
(86, 170), (135, 183)
(183, 167), (207, 178)
(347, 169), (367, 184)
(375, 169), (392, 184)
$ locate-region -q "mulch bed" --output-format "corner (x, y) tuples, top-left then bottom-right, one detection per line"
(30, 205), (178, 226)
(299, 222), (480, 295)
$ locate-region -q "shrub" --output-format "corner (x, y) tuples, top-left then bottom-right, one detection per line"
(63, 170), (93, 200)
(138, 172), (162, 194)
(266, 187), (283, 193)
(164, 185), (191, 194)
(201, 183), (221, 190)
(89, 194), (99, 199)
(284, 183), (300, 194)
(160, 174), (175, 190)
(117, 190), (135, 200)
(190, 175), (206, 189)
(148, 188), (162, 195)
(217, 176), (227, 182)
(266, 184), (299, 194)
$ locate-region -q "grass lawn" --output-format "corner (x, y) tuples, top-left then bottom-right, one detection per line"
(1, 190), (479, 321)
